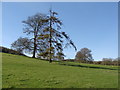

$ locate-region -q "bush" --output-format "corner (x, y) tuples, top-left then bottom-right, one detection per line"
(0, 46), (26, 56)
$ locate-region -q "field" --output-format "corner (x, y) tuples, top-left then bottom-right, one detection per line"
(2, 53), (118, 88)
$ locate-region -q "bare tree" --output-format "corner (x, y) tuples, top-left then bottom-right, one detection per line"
(22, 13), (48, 58)
(75, 48), (93, 63)
(11, 37), (32, 54)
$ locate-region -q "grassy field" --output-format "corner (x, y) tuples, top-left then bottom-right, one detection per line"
(2, 53), (118, 88)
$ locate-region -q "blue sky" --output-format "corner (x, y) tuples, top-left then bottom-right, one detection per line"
(2, 2), (118, 61)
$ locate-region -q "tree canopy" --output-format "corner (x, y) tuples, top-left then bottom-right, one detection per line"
(75, 48), (93, 63)
(37, 10), (77, 62)
(11, 37), (32, 54)
(11, 10), (77, 63)
(22, 13), (48, 58)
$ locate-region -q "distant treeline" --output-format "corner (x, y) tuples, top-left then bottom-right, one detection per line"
(62, 59), (119, 66)
(0, 46), (26, 56)
(1, 46), (119, 66)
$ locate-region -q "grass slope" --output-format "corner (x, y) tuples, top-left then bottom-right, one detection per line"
(2, 53), (118, 88)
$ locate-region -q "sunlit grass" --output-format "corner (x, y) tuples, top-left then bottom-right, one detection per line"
(2, 53), (118, 88)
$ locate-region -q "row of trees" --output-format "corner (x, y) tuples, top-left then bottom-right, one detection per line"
(93, 58), (119, 66)
(10, 9), (118, 65)
(11, 10), (77, 63)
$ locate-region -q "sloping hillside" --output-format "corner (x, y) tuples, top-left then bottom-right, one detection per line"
(2, 53), (118, 88)
(0, 46), (25, 56)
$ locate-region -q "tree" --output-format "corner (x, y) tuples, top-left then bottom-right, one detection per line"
(38, 9), (77, 63)
(112, 58), (118, 66)
(11, 37), (32, 54)
(75, 48), (93, 63)
(11, 10), (77, 62)
(102, 58), (113, 65)
(22, 13), (48, 58)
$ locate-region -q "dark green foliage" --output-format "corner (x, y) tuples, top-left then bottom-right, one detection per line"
(0, 46), (25, 56)
(37, 10), (77, 62)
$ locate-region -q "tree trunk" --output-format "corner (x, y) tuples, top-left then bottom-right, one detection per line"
(49, 10), (52, 63)
(32, 36), (37, 58)
(32, 43), (36, 58)
(49, 59), (52, 63)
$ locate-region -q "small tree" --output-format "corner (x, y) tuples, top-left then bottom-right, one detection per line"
(112, 58), (118, 66)
(75, 48), (93, 63)
(11, 37), (32, 54)
(102, 58), (113, 65)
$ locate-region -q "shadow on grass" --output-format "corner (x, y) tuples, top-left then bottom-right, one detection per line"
(59, 63), (118, 70)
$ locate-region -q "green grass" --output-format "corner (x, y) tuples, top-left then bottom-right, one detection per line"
(2, 53), (118, 88)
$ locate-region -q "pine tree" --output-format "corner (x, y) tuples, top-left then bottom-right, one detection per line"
(38, 9), (77, 63)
